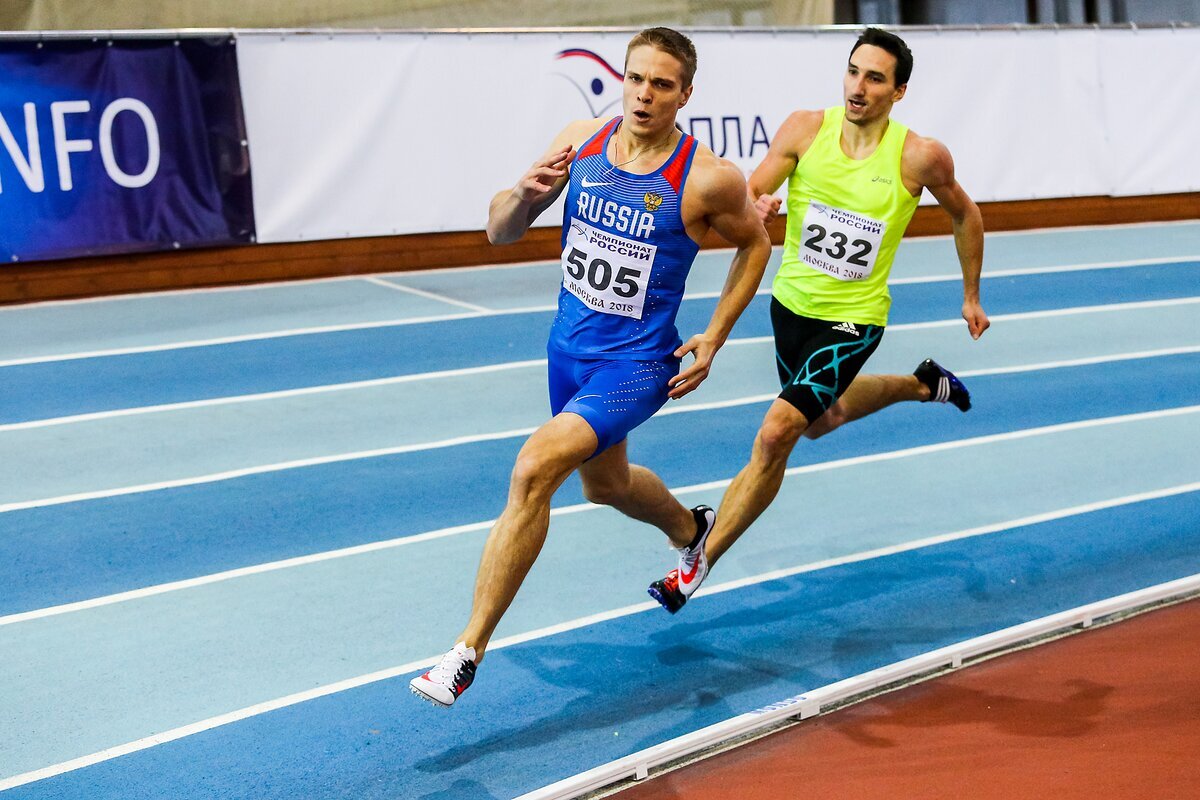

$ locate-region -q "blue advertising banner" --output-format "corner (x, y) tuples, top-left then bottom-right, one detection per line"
(0, 37), (255, 262)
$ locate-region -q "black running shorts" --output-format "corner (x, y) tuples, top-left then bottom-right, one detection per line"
(770, 296), (885, 424)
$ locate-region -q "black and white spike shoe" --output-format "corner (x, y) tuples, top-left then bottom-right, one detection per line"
(914, 358), (971, 412)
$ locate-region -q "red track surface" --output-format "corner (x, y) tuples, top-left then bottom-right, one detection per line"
(613, 598), (1200, 800)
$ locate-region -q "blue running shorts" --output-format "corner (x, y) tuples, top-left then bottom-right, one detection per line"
(547, 348), (679, 457)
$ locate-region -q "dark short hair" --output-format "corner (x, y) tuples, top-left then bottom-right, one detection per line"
(625, 27), (698, 88)
(850, 27), (913, 87)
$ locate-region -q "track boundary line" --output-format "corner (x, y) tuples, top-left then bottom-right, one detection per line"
(4, 295), (1199, 429)
(2, 263), (1196, 367)
(516, 571), (1200, 800)
(2, 407), (1196, 626)
(2, 486), (1197, 791)
(4, 350), (1199, 510)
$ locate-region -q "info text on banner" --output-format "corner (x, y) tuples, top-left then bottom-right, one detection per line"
(0, 37), (255, 263)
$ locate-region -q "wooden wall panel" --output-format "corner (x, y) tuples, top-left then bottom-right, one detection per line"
(2, 192), (1197, 304)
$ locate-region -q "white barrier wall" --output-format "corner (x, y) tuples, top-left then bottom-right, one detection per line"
(236, 27), (1200, 244)
(1099, 27), (1200, 197)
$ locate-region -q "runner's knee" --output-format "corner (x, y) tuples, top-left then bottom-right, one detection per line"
(581, 473), (632, 507)
(510, 448), (570, 501)
(754, 413), (806, 466)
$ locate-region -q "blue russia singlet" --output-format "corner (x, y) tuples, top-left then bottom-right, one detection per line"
(548, 117), (701, 359)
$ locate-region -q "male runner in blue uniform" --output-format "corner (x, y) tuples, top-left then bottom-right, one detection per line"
(411, 27), (772, 707)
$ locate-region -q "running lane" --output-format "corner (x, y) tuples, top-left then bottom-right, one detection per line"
(5, 491), (1199, 799)
(0, 261), (1196, 424)
(4, 298), (1197, 507)
(2, 377), (1196, 777)
(3, 353), (1198, 616)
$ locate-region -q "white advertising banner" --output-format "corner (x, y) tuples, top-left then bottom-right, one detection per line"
(1099, 28), (1200, 197)
(237, 27), (1198, 244)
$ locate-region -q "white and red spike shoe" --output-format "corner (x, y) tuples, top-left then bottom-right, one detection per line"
(410, 642), (477, 707)
(648, 505), (715, 614)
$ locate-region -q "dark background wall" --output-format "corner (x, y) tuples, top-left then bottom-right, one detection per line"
(838, 0), (1200, 24)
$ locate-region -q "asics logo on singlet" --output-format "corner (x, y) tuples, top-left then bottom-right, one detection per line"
(577, 190), (657, 239)
(831, 321), (860, 335)
(871, 176), (893, 184)
(580, 179), (612, 188)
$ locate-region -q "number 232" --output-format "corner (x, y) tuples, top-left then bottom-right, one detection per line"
(804, 225), (873, 267)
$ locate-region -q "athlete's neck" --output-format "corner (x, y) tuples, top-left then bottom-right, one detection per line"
(611, 122), (680, 173)
(840, 115), (890, 160)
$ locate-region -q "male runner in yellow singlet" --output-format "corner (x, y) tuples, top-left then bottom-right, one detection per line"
(648, 27), (990, 614)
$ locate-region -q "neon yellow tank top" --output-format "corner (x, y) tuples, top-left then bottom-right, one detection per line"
(773, 106), (919, 326)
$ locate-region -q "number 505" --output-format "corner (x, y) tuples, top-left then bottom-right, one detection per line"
(566, 248), (642, 298)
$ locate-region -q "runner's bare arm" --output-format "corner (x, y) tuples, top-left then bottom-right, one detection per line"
(487, 120), (599, 245)
(746, 110), (823, 224)
(670, 159), (772, 399)
(912, 137), (990, 340)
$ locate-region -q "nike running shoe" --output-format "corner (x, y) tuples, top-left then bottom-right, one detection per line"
(410, 642), (477, 707)
(914, 358), (971, 412)
(647, 505), (716, 614)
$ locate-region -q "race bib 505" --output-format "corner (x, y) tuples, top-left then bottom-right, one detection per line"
(561, 218), (657, 319)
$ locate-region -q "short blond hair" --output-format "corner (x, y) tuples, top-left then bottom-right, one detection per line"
(625, 27), (697, 88)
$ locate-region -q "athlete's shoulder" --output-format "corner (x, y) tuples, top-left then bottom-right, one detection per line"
(774, 109), (825, 154)
(552, 117), (612, 151)
(781, 108), (825, 134)
(685, 142), (749, 208)
(901, 130), (955, 187)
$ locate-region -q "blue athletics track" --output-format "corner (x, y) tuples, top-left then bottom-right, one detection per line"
(1, 221), (1198, 799)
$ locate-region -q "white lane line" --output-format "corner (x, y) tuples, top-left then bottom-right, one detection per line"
(955, 344), (1200, 378)
(0, 359), (548, 433)
(692, 481), (1200, 602)
(1, 222), (1193, 314)
(0, 309), (496, 368)
(888, 254), (1200, 285)
(0, 426), (539, 514)
(1, 220), (1192, 314)
(3, 345), (1198, 513)
(0, 274), (365, 311)
(6, 295), (1200, 432)
(6, 346), (1198, 513)
(361, 276), (493, 313)
(892, 295), (1200, 328)
(3, 404), (1196, 626)
(943, 218), (1200, 238)
(728, 254), (1198, 299)
(3, 479), (1197, 791)
(719, 296), (1200, 347)
(2, 259), (1196, 368)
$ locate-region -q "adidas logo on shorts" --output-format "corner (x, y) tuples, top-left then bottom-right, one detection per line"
(831, 321), (859, 336)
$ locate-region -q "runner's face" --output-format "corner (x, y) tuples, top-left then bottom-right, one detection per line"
(622, 45), (692, 138)
(843, 44), (906, 124)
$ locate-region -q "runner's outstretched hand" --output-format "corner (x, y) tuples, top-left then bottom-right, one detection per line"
(514, 146), (575, 203)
